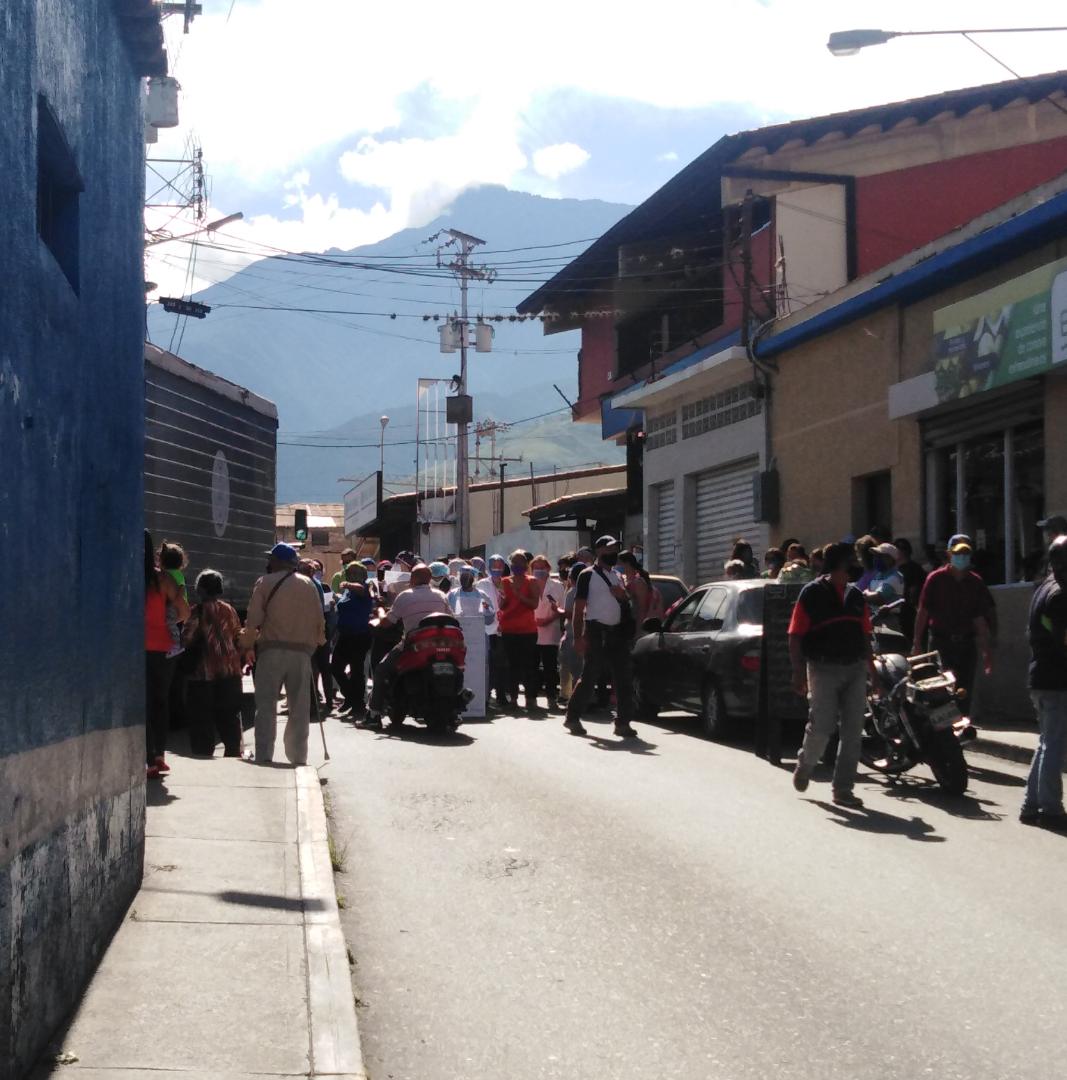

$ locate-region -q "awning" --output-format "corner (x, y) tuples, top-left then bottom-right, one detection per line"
(524, 487), (627, 531)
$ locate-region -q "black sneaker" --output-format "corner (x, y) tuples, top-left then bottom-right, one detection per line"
(793, 766), (811, 793)
(1019, 809), (1041, 826)
(1040, 811), (1067, 833)
(832, 791), (864, 809)
(614, 724), (638, 738)
(563, 718), (587, 736)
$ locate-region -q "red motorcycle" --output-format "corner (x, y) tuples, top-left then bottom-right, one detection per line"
(390, 614), (472, 734)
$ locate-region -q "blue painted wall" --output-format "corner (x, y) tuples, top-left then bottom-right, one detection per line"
(1, 0), (149, 1072)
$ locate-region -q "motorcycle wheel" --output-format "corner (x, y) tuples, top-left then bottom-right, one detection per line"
(860, 702), (913, 775)
(924, 727), (969, 795)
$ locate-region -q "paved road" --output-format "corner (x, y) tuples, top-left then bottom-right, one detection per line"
(318, 707), (1067, 1080)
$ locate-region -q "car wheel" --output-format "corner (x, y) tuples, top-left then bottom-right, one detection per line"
(633, 674), (659, 721)
(699, 681), (731, 741)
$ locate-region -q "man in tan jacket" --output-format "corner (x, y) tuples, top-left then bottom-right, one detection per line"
(246, 543), (326, 765)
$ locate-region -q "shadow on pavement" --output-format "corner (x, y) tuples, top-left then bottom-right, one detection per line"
(374, 725), (476, 747)
(877, 775), (1005, 821)
(588, 736), (659, 755)
(146, 782), (179, 807)
(810, 799), (946, 842)
(966, 761), (1027, 788)
(218, 889), (327, 912)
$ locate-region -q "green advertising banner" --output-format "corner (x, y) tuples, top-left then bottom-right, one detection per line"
(931, 254), (1067, 402)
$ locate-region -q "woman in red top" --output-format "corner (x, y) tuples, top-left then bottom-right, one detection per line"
(145, 530), (190, 777)
(497, 550), (541, 711)
(181, 569), (245, 757)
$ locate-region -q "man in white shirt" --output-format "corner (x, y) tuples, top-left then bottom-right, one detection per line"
(531, 554), (565, 710)
(365, 564), (451, 726)
(563, 536), (638, 739)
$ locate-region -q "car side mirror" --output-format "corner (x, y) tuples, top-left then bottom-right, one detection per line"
(642, 617), (663, 634)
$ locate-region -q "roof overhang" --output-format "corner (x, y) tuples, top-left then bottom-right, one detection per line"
(518, 71), (1067, 316)
(611, 344), (749, 410)
(524, 487), (627, 531)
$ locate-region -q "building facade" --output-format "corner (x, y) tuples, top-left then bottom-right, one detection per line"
(146, 344), (278, 614)
(0, 1), (165, 1072)
(520, 72), (1067, 582)
(758, 176), (1067, 721)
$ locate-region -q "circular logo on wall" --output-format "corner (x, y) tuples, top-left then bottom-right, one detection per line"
(211, 450), (231, 538)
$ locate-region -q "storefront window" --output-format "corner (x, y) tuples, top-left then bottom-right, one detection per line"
(931, 420), (1044, 585)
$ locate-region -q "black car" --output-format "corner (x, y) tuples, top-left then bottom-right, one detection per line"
(632, 580), (773, 739)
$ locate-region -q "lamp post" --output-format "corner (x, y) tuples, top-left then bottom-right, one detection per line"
(379, 415), (389, 479)
(827, 26), (1067, 57)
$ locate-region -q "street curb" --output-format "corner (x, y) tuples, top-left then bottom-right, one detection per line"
(971, 736), (1033, 767)
(295, 766), (367, 1080)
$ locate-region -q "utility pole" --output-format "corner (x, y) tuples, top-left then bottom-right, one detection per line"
(430, 228), (494, 552)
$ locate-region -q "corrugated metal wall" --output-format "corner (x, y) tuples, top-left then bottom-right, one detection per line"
(145, 360), (277, 610)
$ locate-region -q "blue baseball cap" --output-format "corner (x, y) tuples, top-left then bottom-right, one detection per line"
(266, 542), (299, 564)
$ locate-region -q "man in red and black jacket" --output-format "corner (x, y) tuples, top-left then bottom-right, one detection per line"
(788, 541), (874, 808)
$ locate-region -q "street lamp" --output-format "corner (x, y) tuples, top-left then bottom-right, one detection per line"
(145, 211), (244, 247)
(827, 26), (1067, 57)
(379, 415), (389, 478)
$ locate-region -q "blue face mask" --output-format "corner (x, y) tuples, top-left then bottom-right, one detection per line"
(532, 569), (550, 580)
(490, 568), (503, 579)
(950, 553), (971, 571)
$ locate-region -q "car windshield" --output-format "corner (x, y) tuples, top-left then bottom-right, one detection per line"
(736, 588), (764, 627)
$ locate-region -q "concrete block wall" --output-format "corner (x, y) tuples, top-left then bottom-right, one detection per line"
(0, 1), (147, 1074)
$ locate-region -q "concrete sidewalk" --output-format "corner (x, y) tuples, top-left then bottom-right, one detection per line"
(30, 731), (364, 1079)
(971, 722), (1043, 768)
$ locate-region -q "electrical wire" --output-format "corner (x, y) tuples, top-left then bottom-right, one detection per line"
(277, 406), (570, 448)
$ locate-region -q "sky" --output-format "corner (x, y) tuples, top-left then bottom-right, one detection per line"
(145, 0), (1067, 296)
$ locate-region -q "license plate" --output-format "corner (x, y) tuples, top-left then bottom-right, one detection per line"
(432, 662), (454, 677)
(928, 702), (961, 730)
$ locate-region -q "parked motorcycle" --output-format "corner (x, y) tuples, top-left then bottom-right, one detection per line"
(861, 599), (973, 795)
(388, 613), (473, 735)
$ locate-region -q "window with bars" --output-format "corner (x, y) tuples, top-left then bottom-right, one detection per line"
(681, 384), (762, 440)
(645, 410), (677, 451)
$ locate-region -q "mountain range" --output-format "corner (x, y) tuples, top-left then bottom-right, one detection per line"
(147, 186), (633, 501)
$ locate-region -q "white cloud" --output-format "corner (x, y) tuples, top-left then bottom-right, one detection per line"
(532, 142), (591, 180)
(149, 0), (1067, 285)
(657, 151), (679, 163)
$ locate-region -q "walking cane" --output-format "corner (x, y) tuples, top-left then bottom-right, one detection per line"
(317, 710), (330, 762)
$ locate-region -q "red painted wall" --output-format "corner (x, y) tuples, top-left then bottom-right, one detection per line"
(855, 137), (1067, 275)
(575, 315), (616, 418)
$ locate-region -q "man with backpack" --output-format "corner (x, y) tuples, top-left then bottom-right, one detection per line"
(563, 536), (639, 739)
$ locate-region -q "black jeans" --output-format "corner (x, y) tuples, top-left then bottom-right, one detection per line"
(185, 676), (243, 756)
(313, 643), (334, 704)
(502, 632), (538, 705)
(146, 652), (177, 765)
(932, 635), (978, 707)
(332, 631), (373, 710)
(565, 623), (635, 725)
(535, 643), (560, 702)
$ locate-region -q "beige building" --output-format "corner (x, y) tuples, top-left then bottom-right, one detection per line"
(275, 502), (357, 581)
(347, 465), (627, 557)
(757, 175), (1067, 720)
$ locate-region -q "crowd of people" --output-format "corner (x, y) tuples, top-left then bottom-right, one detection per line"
(143, 514), (1067, 828)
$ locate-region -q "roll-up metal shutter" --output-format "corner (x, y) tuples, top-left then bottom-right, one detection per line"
(652, 481), (676, 575)
(694, 458), (763, 585)
(921, 381), (1044, 448)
